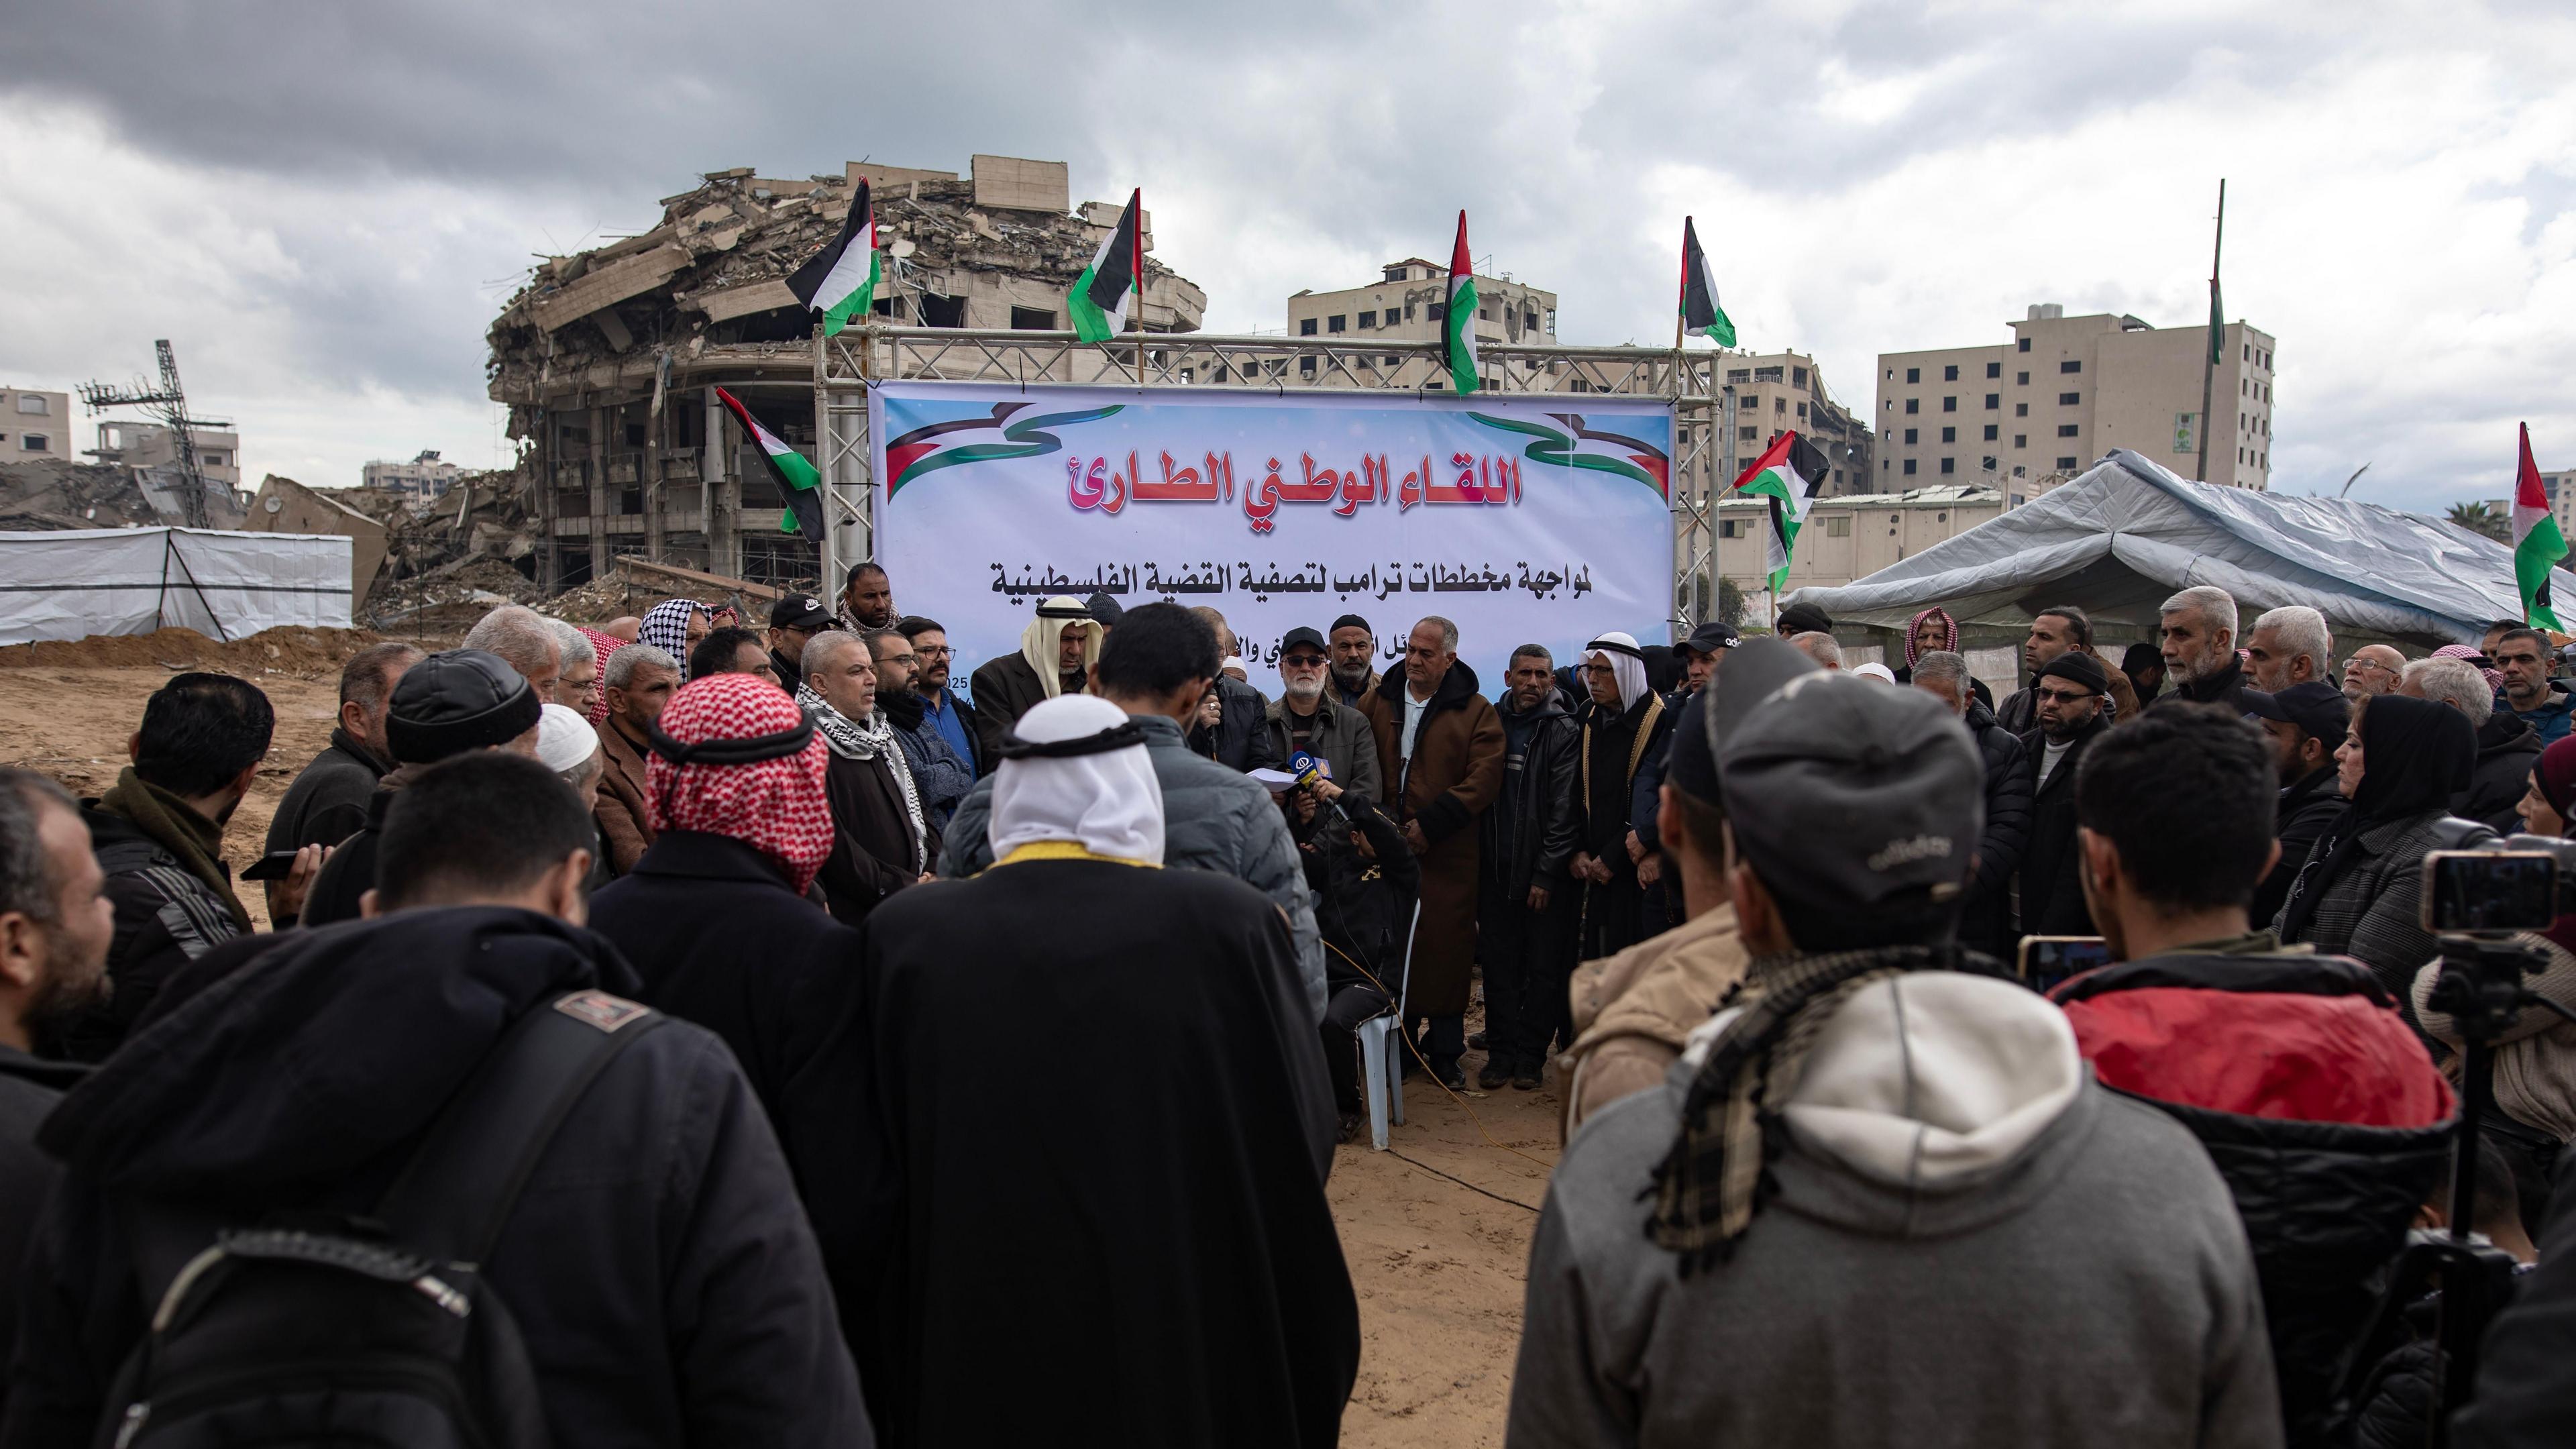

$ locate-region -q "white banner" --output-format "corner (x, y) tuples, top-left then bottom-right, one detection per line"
(869, 382), (1674, 699)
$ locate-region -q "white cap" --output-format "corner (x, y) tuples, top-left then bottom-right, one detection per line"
(534, 702), (600, 773)
(1850, 662), (1898, 684)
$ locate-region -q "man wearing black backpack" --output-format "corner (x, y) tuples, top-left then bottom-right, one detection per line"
(2, 751), (870, 1448)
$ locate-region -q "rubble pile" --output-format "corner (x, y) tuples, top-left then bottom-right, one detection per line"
(365, 554), (543, 633)
(486, 161), (1206, 402)
(0, 459), (180, 531)
(543, 557), (772, 627)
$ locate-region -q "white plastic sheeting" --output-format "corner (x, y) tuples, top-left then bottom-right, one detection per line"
(0, 527), (354, 645)
(1783, 450), (2574, 648)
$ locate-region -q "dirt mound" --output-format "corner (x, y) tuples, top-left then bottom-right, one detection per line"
(0, 625), (396, 676)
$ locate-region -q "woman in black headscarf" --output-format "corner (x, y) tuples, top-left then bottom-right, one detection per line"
(2274, 692), (2487, 997)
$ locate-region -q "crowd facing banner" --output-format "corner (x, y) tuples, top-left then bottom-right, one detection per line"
(869, 381), (1676, 694)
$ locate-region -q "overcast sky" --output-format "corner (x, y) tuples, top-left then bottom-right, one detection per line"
(3, 0), (2569, 515)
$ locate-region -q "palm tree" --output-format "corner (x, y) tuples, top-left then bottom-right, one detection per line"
(2447, 500), (2510, 543)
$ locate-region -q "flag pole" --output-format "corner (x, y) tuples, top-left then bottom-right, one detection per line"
(1133, 189), (1147, 387)
(2195, 178), (2226, 485)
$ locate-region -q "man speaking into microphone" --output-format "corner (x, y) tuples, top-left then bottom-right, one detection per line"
(1265, 627), (1381, 805)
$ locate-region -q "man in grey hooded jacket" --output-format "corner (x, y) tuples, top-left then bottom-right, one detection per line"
(1507, 641), (2281, 1449)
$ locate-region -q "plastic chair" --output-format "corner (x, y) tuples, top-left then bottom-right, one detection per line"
(1356, 900), (1421, 1152)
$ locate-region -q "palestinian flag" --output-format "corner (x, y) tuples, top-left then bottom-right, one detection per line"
(1442, 211), (1481, 395)
(1068, 189), (1142, 344)
(786, 178), (879, 338)
(1731, 431), (1829, 594)
(2514, 421), (2566, 630)
(716, 386), (824, 537)
(1680, 217), (1735, 346)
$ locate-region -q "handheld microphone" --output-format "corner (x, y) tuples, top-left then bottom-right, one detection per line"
(1289, 752), (1348, 829)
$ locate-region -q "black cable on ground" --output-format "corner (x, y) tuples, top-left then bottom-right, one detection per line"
(1385, 1148), (1542, 1214)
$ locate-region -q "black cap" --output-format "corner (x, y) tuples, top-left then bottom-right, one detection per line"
(769, 594), (836, 631)
(1668, 690), (1720, 805)
(1681, 621), (1741, 657)
(2243, 681), (2351, 746)
(1330, 613), (1373, 635)
(1085, 591), (1126, 627)
(2035, 651), (2110, 695)
(1279, 626), (1328, 657)
(385, 649), (543, 765)
(1713, 639), (1983, 911)
(1776, 600), (1833, 636)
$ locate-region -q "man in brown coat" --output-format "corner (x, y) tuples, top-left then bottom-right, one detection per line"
(596, 643), (680, 875)
(1362, 616), (1503, 1088)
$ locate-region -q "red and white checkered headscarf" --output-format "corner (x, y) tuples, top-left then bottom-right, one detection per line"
(645, 672), (835, 894)
(576, 626), (627, 727)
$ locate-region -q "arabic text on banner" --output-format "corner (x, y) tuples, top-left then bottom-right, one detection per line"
(868, 381), (1676, 698)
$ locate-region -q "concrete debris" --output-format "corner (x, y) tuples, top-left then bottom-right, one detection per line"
(0, 458), (169, 531)
(366, 555), (545, 633)
(486, 154), (1208, 409)
(544, 555), (780, 627)
(0, 458), (251, 531)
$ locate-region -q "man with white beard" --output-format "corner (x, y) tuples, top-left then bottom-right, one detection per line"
(1262, 627), (1383, 803)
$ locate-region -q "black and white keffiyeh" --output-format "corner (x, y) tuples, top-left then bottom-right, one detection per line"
(798, 682), (928, 865)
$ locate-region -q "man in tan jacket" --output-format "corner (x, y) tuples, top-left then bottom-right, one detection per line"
(1560, 688), (1749, 1136)
(596, 642), (680, 875)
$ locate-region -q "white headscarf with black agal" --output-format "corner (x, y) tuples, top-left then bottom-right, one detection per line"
(1587, 632), (1650, 711)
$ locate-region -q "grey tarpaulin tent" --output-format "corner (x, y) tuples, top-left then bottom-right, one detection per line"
(0, 526), (354, 645)
(1783, 449), (2574, 650)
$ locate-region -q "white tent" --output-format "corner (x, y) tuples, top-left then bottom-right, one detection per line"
(1784, 450), (2574, 649)
(0, 527), (354, 645)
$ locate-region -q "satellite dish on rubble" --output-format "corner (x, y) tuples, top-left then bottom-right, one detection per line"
(264, 495), (282, 514)
(890, 238), (916, 259)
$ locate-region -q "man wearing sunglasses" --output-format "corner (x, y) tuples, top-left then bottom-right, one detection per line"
(1263, 627), (1381, 806)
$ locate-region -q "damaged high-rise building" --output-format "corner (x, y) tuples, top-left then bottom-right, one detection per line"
(486, 153), (1208, 590)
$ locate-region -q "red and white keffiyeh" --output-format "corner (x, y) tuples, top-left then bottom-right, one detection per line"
(646, 672), (835, 894)
(576, 625), (627, 726)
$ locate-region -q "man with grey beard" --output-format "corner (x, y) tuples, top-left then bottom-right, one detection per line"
(2153, 584), (2254, 716)
(1263, 627), (1381, 803)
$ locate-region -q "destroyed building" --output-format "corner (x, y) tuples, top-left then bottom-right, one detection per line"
(486, 154), (1208, 592)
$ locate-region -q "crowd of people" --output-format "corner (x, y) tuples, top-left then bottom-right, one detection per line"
(3, 560), (2575, 1446)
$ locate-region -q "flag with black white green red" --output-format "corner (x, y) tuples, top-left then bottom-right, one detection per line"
(2514, 421), (2566, 631)
(1068, 189), (1142, 344)
(716, 386), (824, 537)
(1731, 430), (1829, 594)
(1680, 217), (1735, 346)
(1442, 211), (1480, 394)
(786, 178), (879, 339)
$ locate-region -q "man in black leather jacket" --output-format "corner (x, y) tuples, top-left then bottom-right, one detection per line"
(1475, 645), (1583, 1090)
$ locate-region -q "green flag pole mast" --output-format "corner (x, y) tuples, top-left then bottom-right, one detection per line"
(2195, 178), (2226, 485)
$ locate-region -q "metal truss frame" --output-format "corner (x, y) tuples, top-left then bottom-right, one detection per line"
(813, 325), (1734, 637)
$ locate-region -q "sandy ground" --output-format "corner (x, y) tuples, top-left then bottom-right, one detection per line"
(0, 664), (347, 929)
(1, 649), (1560, 1444)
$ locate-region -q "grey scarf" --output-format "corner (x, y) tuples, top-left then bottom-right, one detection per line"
(798, 684), (927, 865)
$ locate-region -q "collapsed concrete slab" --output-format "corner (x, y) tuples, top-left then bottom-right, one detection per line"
(485, 154), (1208, 596)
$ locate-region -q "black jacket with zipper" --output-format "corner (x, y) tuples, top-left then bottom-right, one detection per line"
(2017, 712), (2113, 938)
(0, 906), (869, 1449)
(1483, 692), (1582, 900)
